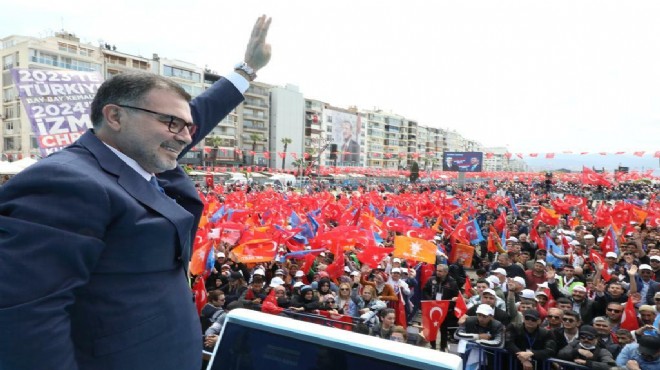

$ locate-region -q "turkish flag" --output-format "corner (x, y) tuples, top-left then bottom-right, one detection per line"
(589, 250), (611, 282)
(464, 277), (473, 298)
(420, 263), (435, 288)
(192, 277), (207, 315)
(356, 246), (394, 268)
(324, 251), (345, 280)
(536, 207), (560, 226)
(454, 292), (468, 318)
(451, 216), (473, 244)
(189, 228), (213, 276)
(582, 167), (612, 187)
(394, 291), (408, 328)
(494, 212), (507, 233)
(620, 296), (640, 331)
(421, 300), (450, 341)
(393, 236), (436, 264)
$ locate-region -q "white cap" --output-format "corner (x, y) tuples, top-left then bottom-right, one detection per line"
(507, 237), (519, 242)
(569, 240), (580, 246)
(513, 276), (526, 287)
(650, 256), (660, 262)
(605, 252), (618, 259)
(216, 252), (225, 258)
(392, 258), (401, 263)
(253, 269), (265, 276)
(572, 285), (587, 292)
(481, 288), (496, 297)
(584, 234), (595, 239)
(344, 266), (351, 273)
(269, 277), (285, 287)
(492, 268), (507, 276)
(486, 275), (500, 287)
(535, 290), (548, 297)
(639, 264), (653, 271)
(597, 237), (604, 243)
(391, 267), (402, 274)
(294, 270), (305, 278)
(476, 304), (494, 316)
(535, 260), (546, 267)
(293, 281), (304, 288)
(520, 289), (536, 300)
(350, 270), (360, 276)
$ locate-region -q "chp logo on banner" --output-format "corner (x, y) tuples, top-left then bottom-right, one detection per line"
(11, 68), (104, 157)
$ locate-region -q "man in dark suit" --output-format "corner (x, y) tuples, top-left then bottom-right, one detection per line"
(0, 16), (271, 370)
(340, 120), (359, 164)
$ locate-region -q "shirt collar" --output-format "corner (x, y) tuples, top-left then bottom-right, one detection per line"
(103, 143), (152, 181)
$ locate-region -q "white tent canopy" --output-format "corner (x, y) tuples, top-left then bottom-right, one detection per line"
(0, 158), (38, 175)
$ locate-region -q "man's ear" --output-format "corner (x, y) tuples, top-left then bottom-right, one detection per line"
(102, 105), (122, 131)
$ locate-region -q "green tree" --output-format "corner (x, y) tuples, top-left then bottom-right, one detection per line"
(409, 161), (419, 183)
(281, 137), (292, 170)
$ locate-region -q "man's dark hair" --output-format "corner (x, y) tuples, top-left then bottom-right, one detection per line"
(563, 310), (580, 321)
(90, 72), (191, 128)
(556, 297), (572, 305)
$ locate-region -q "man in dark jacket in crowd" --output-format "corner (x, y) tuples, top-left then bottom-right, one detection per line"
(557, 325), (616, 369)
(505, 310), (557, 370)
(423, 264), (459, 352)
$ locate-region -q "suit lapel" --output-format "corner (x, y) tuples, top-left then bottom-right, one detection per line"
(78, 131), (193, 259)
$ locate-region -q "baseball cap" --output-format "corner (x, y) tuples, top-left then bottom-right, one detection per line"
(535, 290), (548, 297)
(294, 270), (305, 278)
(572, 285), (587, 292)
(350, 271), (360, 276)
(584, 234), (595, 239)
(523, 309), (540, 321)
(535, 260), (546, 267)
(391, 267), (402, 274)
(605, 252), (618, 259)
(513, 276), (526, 287)
(519, 289), (536, 300)
(507, 237), (519, 242)
(579, 325), (597, 337)
(476, 304), (494, 316)
(392, 258), (401, 263)
(486, 275), (500, 287)
(639, 264), (653, 271)
(637, 335), (660, 356)
(481, 288), (496, 297)
(253, 269), (266, 276)
(269, 277), (285, 287)
(293, 281), (304, 288)
(275, 269), (285, 275)
(228, 271), (243, 281)
(344, 266), (351, 273)
(216, 252), (226, 258)
(492, 268), (507, 276)
(650, 255), (660, 262)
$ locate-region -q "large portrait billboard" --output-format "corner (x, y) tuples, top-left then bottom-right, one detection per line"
(442, 152), (483, 172)
(326, 109), (360, 166)
(11, 68), (104, 157)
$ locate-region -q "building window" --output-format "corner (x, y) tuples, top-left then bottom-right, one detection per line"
(5, 121), (13, 131)
(3, 138), (14, 150)
(163, 65), (201, 82)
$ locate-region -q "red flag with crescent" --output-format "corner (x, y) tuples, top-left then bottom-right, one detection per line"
(421, 300), (450, 342)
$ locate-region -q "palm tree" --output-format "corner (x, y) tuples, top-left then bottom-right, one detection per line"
(281, 137), (292, 170)
(249, 133), (264, 165)
(208, 136), (222, 166)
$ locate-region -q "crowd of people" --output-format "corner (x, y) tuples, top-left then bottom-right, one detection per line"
(193, 176), (660, 369)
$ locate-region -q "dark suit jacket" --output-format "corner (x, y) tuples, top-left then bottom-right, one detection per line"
(0, 78), (243, 370)
(341, 139), (359, 164)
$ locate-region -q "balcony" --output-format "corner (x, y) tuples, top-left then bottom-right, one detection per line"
(243, 123), (267, 131)
(30, 56), (99, 72)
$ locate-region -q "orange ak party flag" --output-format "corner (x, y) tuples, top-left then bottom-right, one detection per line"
(393, 236), (436, 264)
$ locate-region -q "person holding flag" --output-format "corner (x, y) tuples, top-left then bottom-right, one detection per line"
(422, 264), (460, 352)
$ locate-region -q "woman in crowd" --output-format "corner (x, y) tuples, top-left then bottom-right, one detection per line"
(336, 282), (362, 317)
(370, 308), (396, 339)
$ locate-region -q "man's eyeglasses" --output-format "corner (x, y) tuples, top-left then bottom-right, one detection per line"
(117, 104), (197, 135)
(562, 318), (576, 323)
(579, 334), (596, 340)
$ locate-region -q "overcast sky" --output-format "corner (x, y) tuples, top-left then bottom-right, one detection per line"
(2, 0), (660, 156)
